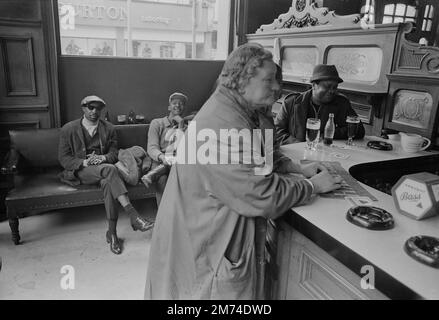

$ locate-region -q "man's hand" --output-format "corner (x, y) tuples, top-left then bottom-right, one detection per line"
(158, 154), (172, 166)
(300, 162), (327, 178)
(309, 168), (343, 194)
(86, 152), (106, 166)
(172, 115), (183, 124)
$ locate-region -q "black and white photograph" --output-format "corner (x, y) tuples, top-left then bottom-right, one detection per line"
(0, 0), (439, 306)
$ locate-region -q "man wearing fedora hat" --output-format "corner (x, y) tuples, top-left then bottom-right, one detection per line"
(58, 95), (154, 255)
(142, 92), (192, 207)
(275, 64), (365, 145)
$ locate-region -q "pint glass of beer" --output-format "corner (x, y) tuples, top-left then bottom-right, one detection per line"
(346, 116), (360, 146)
(306, 118), (321, 151)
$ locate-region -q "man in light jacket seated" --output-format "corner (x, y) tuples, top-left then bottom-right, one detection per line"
(142, 92), (192, 206)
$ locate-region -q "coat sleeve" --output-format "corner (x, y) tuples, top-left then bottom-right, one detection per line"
(147, 119), (163, 162)
(274, 100), (292, 145)
(103, 125), (118, 164)
(201, 163), (313, 220)
(274, 94), (301, 145)
(273, 149), (303, 174)
(58, 127), (84, 171)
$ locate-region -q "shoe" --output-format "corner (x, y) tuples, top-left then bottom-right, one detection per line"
(106, 231), (122, 255)
(131, 215), (154, 232)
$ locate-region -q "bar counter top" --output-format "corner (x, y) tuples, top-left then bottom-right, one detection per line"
(279, 136), (439, 299)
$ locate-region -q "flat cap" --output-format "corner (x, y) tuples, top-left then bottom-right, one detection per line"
(169, 92), (188, 104)
(81, 95), (106, 107)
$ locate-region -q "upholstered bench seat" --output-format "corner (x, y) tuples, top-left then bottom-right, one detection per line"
(1, 124), (155, 245)
(6, 169), (154, 216)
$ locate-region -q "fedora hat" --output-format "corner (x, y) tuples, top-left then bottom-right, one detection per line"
(310, 64), (343, 83)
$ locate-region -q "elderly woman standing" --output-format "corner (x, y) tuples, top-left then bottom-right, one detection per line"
(144, 43), (341, 300)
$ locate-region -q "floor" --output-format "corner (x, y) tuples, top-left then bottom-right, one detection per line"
(0, 198), (157, 300)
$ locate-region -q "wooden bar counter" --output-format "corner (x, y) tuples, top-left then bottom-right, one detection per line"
(267, 136), (439, 300)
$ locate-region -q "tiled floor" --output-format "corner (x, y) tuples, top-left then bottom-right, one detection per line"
(0, 198), (157, 300)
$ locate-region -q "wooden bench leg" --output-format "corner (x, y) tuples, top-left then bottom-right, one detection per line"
(8, 217), (20, 245)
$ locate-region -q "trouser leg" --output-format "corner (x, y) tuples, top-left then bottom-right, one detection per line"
(149, 161), (170, 207)
(77, 164), (128, 221)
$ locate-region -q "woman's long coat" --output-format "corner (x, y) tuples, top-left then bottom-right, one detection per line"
(144, 86), (313, 300)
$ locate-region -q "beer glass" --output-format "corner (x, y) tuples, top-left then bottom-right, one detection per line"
(346, 116), (360, 146)
(306, 118), (321, 151)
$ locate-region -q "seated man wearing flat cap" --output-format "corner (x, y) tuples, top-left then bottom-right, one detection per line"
(275, 64), (365, 145)
(142, 92), (191, 207)
(58, 95), (154, 255)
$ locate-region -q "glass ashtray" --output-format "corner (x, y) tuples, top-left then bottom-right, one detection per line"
(346, 206), (394, 230)
(367, 140), (393, 151)
(404, 236), (439, 268)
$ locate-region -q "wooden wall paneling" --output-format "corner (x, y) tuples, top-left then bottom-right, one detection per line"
(0, 0), (60, 130)
(275, 221), (388, 300)
(0, 26), (50, 122)
(248, 19), (401, 137)
(0, 0), (41, 22)
(1, 35), (37, 97)
(0, 0), (60, 219)
(383, 22), (439, 145)
(41, 0), (61, 128)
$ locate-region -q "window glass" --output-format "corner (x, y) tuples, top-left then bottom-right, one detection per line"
(428, 6), (434, 18)
(58, 0), (231, 60)
(382, 16), (393, 23)
(384, 4), (394, 15)
(406, 5), (416, 17)
(395, 3), (405, 16)
(426, 20), (432, 31)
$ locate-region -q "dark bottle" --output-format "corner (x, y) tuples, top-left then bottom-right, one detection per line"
(127, 109), (136, 124)
(324, 113), (335, 146)
(104, 111), (110, 122)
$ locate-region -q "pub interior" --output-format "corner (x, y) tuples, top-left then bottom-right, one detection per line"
(1, 0), (439, 300)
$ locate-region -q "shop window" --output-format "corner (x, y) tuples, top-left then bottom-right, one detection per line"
(160, 43), (174, 58)
(57, 0), (231, 60)
(382, 3), (417, 23)
(61, 37), (115, 56)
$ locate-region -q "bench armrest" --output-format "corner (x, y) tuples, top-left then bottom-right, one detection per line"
(1, 149), (19, 174)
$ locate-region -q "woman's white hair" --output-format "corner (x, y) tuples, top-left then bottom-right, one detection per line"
(220, 43), (273, 94)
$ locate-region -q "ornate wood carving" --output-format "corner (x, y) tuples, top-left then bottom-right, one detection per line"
(394, 22), (439, 76)
(256, 0), (361, 33)
(392, 90), (433, 129)
(383, 22), (439, 144)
